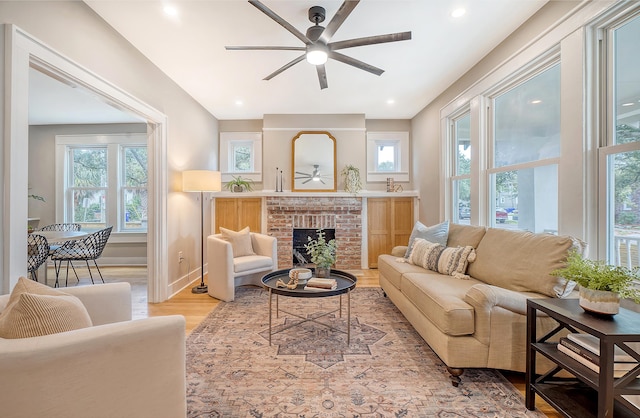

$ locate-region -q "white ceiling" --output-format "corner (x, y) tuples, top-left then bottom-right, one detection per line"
(29, 1), (549, 124)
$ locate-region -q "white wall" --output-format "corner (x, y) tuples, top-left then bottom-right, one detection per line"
(0, 1), (219, 295)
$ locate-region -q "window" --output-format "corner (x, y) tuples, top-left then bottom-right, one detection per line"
(450, 112), (471, 224)
(489, 63), (561, 232)
(366, 132), (409, 182)
(599, 11), (640, 267)
(220, 132), (262, 182)
(56, 134), (147, 233)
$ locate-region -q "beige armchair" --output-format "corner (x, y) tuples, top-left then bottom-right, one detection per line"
(207, 232), (277, 301)
(0, 282), (187, 418)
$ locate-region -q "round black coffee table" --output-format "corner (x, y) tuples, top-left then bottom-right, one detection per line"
(262, 268), (357, 345)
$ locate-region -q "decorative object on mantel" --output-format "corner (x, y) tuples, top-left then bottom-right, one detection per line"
(341, 164), (362, 194)
(386, 177), (404, 192)
(275, 167), (284, 192)
(224, 175), (254, 192)
(552, 250), (640, 315)
(304, 228), (336, 278)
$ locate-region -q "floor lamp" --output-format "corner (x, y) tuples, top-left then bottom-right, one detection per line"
(183, 170), (221, 294)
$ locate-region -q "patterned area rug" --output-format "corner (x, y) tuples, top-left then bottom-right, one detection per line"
(186, 287), (544, 417)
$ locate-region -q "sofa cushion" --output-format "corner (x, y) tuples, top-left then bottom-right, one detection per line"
(0, 277), (92, 339)
(378, 254), (430, 290)
(408, 238), (476, 279)
(233, 255), (273, 274)
(447, 223), (487, 248)
(404, 220), (449, 257)
(402, 272), (479, 336)
(220, 226), (255, 257)
(467, 228), (581, 298)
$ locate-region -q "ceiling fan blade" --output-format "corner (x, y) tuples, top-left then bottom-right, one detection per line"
(320, 179), (326, 184)
(295, 171), (311, 176)
(329, 51), (384, 76)
(316, 64), (328, 89)
(225, 46), (305, 51)
(249, 0), (311, 45)
(263, 54), (306, 80)
(303, 178), (312, 184)
(330, 31), (412, 51)
(319, 0), (360, 43)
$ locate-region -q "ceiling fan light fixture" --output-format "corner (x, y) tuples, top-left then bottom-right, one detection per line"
(306, 45), (328, 65)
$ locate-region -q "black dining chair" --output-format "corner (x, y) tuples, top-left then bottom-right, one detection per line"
(50, 226), (113, 287)
(39, 223), (82, 232)
(27, 234), (50, 283)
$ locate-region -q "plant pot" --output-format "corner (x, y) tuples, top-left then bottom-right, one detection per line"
(232, 185), (244, 193)
(579, 287), (620, 315)
(315, 266), (331, 278)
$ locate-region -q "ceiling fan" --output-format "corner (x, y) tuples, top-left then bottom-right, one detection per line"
(225, 0), (412, 89)
(295, 165), (331, 184)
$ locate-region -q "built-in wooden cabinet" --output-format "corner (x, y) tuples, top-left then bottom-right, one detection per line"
(214, 197), (262, 233)
(367, 197), (414, 268)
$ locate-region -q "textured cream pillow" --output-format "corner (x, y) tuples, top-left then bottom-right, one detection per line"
(408, 238), (476, 280)
(0, 277), (92, 339)
(219, 226), (255, 257)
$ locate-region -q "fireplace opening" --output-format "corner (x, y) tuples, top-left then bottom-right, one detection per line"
(292, 228), (336, 267)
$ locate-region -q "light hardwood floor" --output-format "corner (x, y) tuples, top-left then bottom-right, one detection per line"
(53, 265), (560, 418)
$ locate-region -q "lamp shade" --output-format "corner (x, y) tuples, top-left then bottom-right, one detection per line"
(182, 170), (221, 192)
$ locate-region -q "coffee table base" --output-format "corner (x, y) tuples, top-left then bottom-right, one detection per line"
(268, 288), (351, 345)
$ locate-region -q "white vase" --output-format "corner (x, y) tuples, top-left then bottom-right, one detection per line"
(344, 170), (361, 194)
(579, 287), (620, 315)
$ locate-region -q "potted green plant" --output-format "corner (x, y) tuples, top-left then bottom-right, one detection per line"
(341, 164), (362, 194)
(552, 250), (640, 315)
(304, 229), (337, 278)
(224, 175), (254, 192)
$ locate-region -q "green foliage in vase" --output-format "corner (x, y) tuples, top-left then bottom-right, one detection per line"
(304, 229), (337, 268)
(552, 250), (640, 302)
(224, 175), (254, 192)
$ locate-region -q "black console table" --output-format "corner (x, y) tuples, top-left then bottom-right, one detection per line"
(526, 298), (640, 418)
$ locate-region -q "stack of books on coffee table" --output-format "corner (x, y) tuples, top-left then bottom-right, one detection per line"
(557, 333), (640, 377)
(304, 278), (337, 291)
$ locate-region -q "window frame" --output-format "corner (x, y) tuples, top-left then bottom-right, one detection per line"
(55, 133), (147, 237)
(219, 132), (262, 183)
(366, 131), (409, 182)
(447, 108), (472, 224)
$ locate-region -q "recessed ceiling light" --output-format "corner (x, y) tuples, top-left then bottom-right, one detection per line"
(622, 102), (635, 107)
(387, 99), (395, 105)
(530, 99), (542, 104)
(163, 4), (178, 17)
(235, 100), (244, 106)
(451, 8), (466, 18)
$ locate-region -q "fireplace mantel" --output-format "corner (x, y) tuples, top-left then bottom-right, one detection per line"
(214, 190), (418, 198)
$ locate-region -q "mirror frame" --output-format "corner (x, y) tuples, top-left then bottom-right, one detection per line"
(291, 131), (337, 192)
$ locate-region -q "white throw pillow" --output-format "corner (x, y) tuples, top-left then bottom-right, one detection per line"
(219, 226), (256, 257)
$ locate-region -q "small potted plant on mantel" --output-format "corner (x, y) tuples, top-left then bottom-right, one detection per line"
(224, 175), (254, 193)
(552, 250), (640, 315)
(304, 229), (337, 278)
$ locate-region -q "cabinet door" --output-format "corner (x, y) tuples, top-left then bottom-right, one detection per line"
(214, 198), (262, 233)
(367, 197), (414, 268)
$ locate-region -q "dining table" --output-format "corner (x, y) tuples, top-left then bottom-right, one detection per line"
(31, 230), (89, 285)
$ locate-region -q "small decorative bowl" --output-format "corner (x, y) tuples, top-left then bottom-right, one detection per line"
(289, 268), (312, 284)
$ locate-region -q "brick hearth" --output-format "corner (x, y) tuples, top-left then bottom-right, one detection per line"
(266, 196), (362, 269)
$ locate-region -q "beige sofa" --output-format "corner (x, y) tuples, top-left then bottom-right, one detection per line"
(0, 282), (187, 418)
(379, 223), (582, 385)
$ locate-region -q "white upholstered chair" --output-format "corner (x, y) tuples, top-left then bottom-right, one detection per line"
(207, 232), (277, 301)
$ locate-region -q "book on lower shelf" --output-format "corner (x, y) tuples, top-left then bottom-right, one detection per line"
(566, 333), (640, 363)
(557, 342), (639, 378)
(305, 278), (337, 290)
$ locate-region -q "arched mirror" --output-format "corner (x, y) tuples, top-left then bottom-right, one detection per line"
(292, 131), (337, 192)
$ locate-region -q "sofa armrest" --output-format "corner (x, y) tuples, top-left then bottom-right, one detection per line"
(207, 235), (235, 301)
(0, 315), (186, 418)
(391, 246), (408, 257)
(464, 284), (546, 345)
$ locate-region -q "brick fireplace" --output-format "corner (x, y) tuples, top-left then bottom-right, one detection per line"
(266, 196), (362, 269)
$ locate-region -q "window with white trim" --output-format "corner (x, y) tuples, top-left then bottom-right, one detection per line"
(366, 132), (409, 182)
(219, 132), (262, 183)
(56, 134), (147, 233)
(449, 111), (471, 224)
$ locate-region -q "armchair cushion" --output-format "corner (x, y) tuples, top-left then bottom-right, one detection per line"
(234, 255), (274, 273)
(220, 226), (255, 257)
(0, 277), (92, 339)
